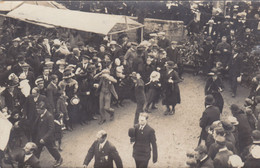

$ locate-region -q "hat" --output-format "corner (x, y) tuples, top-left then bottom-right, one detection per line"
(208, 68), (218, 76)
(131, 42), (138, 46)
(166, 61), (175, 69)
(45, 61), (54, 66)
(222, 120), (235, 132)
(195, 145), (207, 154)
(100, 44), (107, 48)
(35, 78), (44, 85)
(128, 128), (135, 138)
(53, 39), (61, 46)
(20, 63), (30, 68)
(150, 71), (160, 82)
(110, 41), (117, 45)
(66, 64), (76, 70)
(82, 55), (90, 59)
(252, 130), (260, 141)
(63, 68), (75, 79)
(77, 41), (84, 46)
(13, 37), (21, 42)
(205, 95), (215, 105)
(227, 116), (239, 126)
(101, 69), (110, 75)
(70, 95), (80, 105)
(206, 36), (212, 42)
(251, 145), (260, 159)
(210, 120), (222, 130)
(228, 155), (244, 167)
(158, 32), (166, 36)
(215, 135), (226, 145)
(207, 19), (215, 24)
(56, 59), (67, 65)
(0, 86), (6, 94)
(140, 40), (151, 48)
(171, 41), (178, 44)
(137, 44), (146, 50)
(230, 104), (240, 113)
(150, 33), (158, 37)
(6, 80), (18, 87)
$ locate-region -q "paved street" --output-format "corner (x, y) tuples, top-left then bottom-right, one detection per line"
(40, 73), (249, 168)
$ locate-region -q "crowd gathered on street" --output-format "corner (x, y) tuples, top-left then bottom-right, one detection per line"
(0, 1), (260, 168)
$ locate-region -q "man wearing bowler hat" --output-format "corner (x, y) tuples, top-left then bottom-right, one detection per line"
(128, 112), (157, 168)
(161, 61), (181, 115)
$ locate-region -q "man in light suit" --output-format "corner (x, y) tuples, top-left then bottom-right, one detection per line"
(129, 112), (158, 168)
(98, 62), (118, 125)
(83, 130), (123, 168)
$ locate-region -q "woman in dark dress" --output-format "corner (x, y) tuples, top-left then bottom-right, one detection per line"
(161, 61), (181, 115)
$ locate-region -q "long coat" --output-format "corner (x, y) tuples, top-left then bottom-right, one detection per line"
(83, 140), (123, 168)
(204, 77), (224, 113)
(233, 110), (253, 152)
(32, 110), (55, 144)
(132, 124), (158, 162)
(46, 82), (59, 113)
(199, 105), (220, 141)
(161, 69), (181, 106)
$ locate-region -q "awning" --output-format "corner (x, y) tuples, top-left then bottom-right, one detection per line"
(0, 1), (66, 12)
(7, 4), (144, 35)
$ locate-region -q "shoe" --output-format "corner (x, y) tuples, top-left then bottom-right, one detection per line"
(53, 157), (63, 167)
(58, 147), (63, 151)
(164, 109), (169, 115)
(232, 93), (236, 97)
(169, 109), (175, 115)
(110, 112), (114, 121)
(106, 108), (115, 113)
(151, 105), (158, 110)
(99, 120), (106, 125)
(92, 116), (98, 120)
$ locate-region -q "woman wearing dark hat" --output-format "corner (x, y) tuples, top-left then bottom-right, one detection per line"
(161, 61), (181, 115)
(58, 68), (78, 131)
(205, 68), (224, 113)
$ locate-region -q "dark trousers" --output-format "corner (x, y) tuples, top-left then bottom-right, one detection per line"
(135, 159), (149, 168)
(230, 75), (238, 95)
(35, 141), (61, 161)
(134, 101), (145, 125)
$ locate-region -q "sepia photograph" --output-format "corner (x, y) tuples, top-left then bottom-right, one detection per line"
(0, 0), (260, 167)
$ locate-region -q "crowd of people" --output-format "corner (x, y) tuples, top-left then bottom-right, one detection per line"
(0, 1), (259, 168)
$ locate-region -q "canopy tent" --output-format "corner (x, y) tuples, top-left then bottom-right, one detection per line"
(6, 4), (144, 35)
(0, 1), (66, 12)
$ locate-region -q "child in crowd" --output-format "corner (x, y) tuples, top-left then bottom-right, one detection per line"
(56, 91), (69, 131)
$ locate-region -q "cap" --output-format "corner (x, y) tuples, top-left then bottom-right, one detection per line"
(158, 32), (166, 36)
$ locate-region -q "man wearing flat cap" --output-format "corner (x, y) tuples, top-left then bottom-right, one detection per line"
(194, 145), (214, 168)
(161, 61), (181, 115)
(157, 32), (170, 49)
(83, 130), (123, 168)
(124, 42), (138, 71)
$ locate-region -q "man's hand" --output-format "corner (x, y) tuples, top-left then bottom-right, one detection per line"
(39, 139), (45, 144)
(86, 91), (90, 95)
